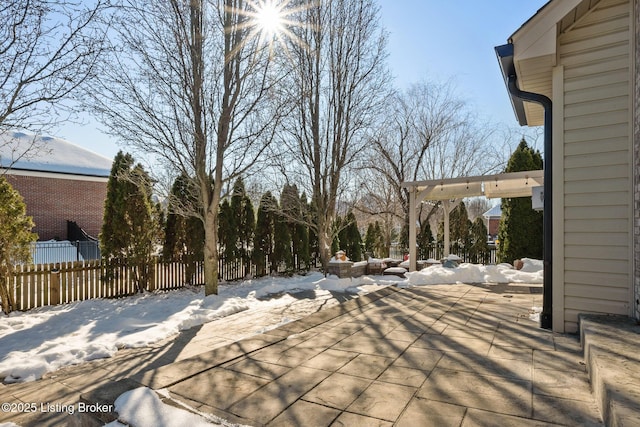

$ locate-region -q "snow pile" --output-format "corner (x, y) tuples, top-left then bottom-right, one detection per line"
(105, 387), (243, 427)
(401, 261), (543, 287)
(251, 275), (318, 298)
(529, 306), (543, 322)
(520, 258), (543, 273)
(250, 273), (364, 297)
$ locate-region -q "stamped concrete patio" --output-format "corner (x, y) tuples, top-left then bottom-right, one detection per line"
(94, 284), (602, 426)
(77, 283), (603, 426)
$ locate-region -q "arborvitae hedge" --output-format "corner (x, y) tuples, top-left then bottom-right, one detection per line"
(231, 177), (254, 267)
(101, 151), (134, 259)
(364, 221), (385, 258)
(497, 138), (544, 263)
(417, 221), (434, 260)
(101, 151), (155, 291)
(0, 177), (36, 313)
(340, 211), (362, 261)
(469, 217), (490, 264)
(163, 174), (204, 267)
(253, 191), (276, 276)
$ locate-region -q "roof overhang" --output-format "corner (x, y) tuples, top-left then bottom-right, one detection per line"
(401, 170), (544, 202)
(495, 44), (528, 126)
(1, 167), (109, 182)
(496, 0), (601, 126)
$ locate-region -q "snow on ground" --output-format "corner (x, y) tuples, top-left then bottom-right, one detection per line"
(0, 273), (393, 383)
(402, 258), (543, 287)
(104, 387), (241, 427)
(0, 260), (542, 385)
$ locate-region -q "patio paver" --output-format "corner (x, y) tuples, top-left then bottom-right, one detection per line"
(112, 284), (602, 426)
(2, 283), (607, 426)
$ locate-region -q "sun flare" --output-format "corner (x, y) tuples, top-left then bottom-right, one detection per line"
(233, 0), (311, 61)
(255, 1), (284, 38)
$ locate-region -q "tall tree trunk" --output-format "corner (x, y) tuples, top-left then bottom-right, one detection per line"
(317, 215), (332, 273)
(203, 203), (219, 295)
(79, 0), (279, 298)
(0, 278), (16, 314)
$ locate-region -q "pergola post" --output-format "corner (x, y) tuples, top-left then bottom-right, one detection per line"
(409, 186), (417, 271)
(443, 200), (451, 257)
(442, 199), (461, 257)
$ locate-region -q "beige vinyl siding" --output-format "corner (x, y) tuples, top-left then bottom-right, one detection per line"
(558, 0), (632, 332)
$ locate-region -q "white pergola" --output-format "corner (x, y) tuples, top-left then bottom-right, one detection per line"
(401, 170), (544, 271)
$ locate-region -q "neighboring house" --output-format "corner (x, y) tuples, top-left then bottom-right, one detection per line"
(0, 131), (112, 241)
(482, 205), (501, 240)
(496, 0), (639, 332)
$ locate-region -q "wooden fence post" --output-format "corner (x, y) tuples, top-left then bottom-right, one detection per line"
(148, 258), (156, 292)
(50, 265), (60, 306)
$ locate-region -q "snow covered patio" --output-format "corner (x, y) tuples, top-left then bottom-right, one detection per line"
(0, 273), (603, 426)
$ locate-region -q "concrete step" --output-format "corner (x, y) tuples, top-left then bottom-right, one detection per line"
(579, 314), (640, 427)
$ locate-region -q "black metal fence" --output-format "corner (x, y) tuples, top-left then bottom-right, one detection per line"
(388, 244), (498, 265)
(417, 244), (498, 265)
(217, 254), (320, 281)
(30, 240), (101, 264)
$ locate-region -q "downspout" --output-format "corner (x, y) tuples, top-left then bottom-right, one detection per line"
(507, 73), (553, 330)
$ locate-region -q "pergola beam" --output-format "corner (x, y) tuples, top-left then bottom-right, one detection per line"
(403, 170), (544, 271)
(401, 170), (543, 194)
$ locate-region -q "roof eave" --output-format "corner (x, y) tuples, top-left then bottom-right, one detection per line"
(495, 43), (528, 126)
(496, 0), (596, 127)
(1, 167), (110, 182)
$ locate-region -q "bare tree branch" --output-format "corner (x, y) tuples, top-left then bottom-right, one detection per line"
(82, 0), (286, 294)
(0, 0), (107, 131)
(0, 0), (108, 167)
(358, 79), (505, 250)
(270, 0), (390, 270)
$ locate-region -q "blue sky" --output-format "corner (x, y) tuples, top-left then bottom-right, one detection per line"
(56, 0), (549, 160)
(376, 0), (547, 124)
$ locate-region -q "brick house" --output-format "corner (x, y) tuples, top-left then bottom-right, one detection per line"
(0, 131), (112, 241)
(482, 205), (501, 241)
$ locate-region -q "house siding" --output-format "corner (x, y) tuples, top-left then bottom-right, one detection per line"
(6, 174), (107, 241)
(634, 0), (640, 321)
(558, 0), (632, 331)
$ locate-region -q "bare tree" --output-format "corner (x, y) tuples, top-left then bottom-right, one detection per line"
(466, 197), (493, 222)
(352, 177), (402, 258)
(84, 0), (285, 295)
(363, 79), (503, 249)
(0, 0), (106, 168)
(276, 0), (390, 270)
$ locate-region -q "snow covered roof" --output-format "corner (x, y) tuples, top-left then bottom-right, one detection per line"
(0, 131), (112, 177)
(483, 205), (502, 219)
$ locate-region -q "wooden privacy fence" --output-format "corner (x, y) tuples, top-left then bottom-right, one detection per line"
(3, 253), (318, 312)
(4, 258), (204, 312)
